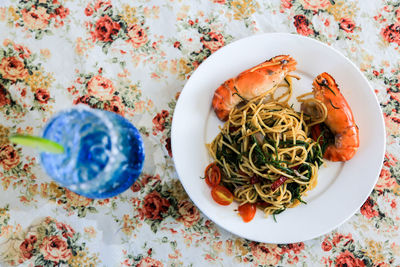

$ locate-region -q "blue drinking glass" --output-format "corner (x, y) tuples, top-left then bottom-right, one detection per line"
(40, 105), (145, 198)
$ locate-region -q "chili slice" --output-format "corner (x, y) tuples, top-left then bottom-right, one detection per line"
(311, 123), (324, 145)
(270, 176), (288, 192)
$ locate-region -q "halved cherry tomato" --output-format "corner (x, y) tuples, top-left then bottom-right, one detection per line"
(204, 162), (221, 187)
(211, 185), (233, 206)
(238, 203), (257, 222)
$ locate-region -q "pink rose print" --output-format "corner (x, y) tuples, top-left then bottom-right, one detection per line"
(13, 44), (31, 59)
(87, 75), (115, 100)
(299, 0), (332, 11)
(0, 145), (20, 170)
(0, 56), (29, 82)
(21, 6), (51, 30)
(127, 24), (148, 48)
(39, 236), (72, 263)
(250, 242), (283, 265)
(177, 200), (200, 227)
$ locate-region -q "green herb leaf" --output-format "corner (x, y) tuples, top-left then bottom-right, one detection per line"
(9, 134), (64, 154)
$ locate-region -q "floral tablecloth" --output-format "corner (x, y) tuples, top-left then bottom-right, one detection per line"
(0, 0), (399, 266)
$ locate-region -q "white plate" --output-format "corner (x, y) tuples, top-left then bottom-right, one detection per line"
(171, 33), (385, 243)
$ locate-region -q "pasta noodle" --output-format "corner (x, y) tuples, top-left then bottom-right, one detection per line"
(206, 76), (327, 218)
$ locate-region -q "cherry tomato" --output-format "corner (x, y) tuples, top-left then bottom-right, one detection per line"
(204, 162), (221, 187)
(238, 203), (257, 223)
(211, 185), (233, 206)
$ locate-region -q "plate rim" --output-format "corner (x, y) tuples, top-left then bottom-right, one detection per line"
(171, 32), (386, 243)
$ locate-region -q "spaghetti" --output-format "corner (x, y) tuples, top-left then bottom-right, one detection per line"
(206, 76), (327, 219)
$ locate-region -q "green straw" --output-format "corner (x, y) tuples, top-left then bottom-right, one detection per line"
(9, 134), (65, 154)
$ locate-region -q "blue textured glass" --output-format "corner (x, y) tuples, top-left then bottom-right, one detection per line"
(40, 105), (145, 198)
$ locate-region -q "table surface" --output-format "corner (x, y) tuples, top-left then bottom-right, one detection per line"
(0, 0), (399, 266)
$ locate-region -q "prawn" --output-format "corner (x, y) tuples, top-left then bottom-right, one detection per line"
(310, 72), (359, 162)
(212, 55), (297, 121)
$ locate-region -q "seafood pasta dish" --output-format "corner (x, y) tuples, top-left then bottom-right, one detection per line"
(203, 55), (359, 222)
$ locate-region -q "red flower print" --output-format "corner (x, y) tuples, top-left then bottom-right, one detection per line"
(213, 0), (226, 3)
(137, 257), (164, 267)
(140, 191), (170, 220)
(19, 235), (37, 260)
(0, 145), (20, 170)
(281, 0), (293, 9)
(94, 0), (112, 11)
(332, 233), (353, 247)
(286, 242), (305, 254)
(91, 15), (121, 42)
(201, 32), (225, 53)
(39, 236), (72, 263)
(375, 168), (396, 191)
(54, 6), (69, 19)
(360, 197), (379, 219)
(339, 18), (356, 33)
(177, 200), (200, 227)
(127, 24), (148, 48)
(132, 174), (160, 193)
(0, 84), (11, 107)
(35, 88), (51, 104)
(130, 181), (141, 192)
(103, 95), (125, 116)
(293, 15), (314, 36)
(152, 110), (169, 133)
(165, 137), (172, 157)
(381, 23), (400, 46)
(173, 41), (181, 49)
(73, 95), (91, 105)
(85, 6), (94, 16)
(321, 238), (332, 251)
(396, 8), (400, 23)
(335, 250), (365, 267)
(391, 200), (397, 209)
